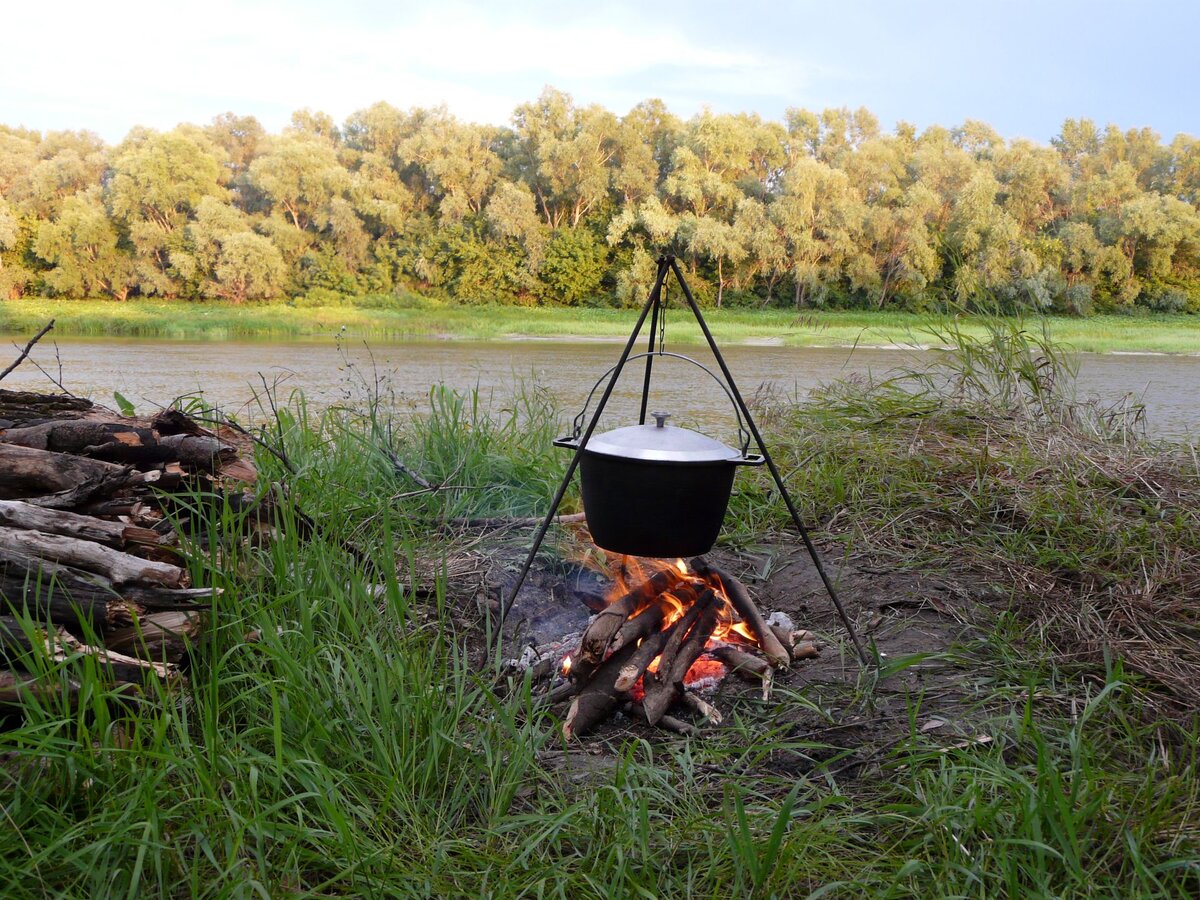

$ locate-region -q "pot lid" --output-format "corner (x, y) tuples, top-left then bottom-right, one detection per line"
(584, 412), (739, 463)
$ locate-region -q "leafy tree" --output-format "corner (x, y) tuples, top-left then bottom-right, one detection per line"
(539, 227), (608, 304)
(106, 127), (227, 295)
(34, 188), (135, 300)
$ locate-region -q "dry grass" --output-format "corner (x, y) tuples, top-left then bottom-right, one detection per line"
(749, 318), (1200, 717)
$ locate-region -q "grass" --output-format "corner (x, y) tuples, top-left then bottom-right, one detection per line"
(5, 296), (1200, 353)
(2, 320), (1199, 895)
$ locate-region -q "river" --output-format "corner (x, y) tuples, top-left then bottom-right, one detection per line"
(1, 337), (1197, 441)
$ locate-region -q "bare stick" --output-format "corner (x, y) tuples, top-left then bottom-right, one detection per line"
(690, 558), (790, 667)
(711, 645), (771, 681)
(0, 320), (55, 382)
(450, 512), (587, 528)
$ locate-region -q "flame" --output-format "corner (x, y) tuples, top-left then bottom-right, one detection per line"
(561, 655), (572, 676)
(675, 558), (689, 575)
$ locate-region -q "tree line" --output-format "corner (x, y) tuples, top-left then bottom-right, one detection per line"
(1, 88), (1198, 314)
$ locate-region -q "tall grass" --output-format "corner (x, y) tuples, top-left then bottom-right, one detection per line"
(2, 338), (1198, 894)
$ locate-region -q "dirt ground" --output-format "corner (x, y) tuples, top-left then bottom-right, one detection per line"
(469, 535), (1006, 787)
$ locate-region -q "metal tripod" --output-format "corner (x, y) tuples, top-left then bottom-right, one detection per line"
(497, 255), (870, 666)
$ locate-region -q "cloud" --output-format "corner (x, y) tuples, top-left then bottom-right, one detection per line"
(0, 0), (813, 139)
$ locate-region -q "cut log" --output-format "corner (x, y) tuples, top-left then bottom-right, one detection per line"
(0, 527), (185, 587)
(0, 443), (134, 502)
(793, 640), (821, 661)
(157, 433), (235, 472)
(570, 567), (685, 683)
(690, 558), (790, 668)
(562, 640), (640, 740)
(711, 645), (771, 681)
(0, 498), (131, 546)
(0, 389), (93, 426)
(103, 610), (202, 663)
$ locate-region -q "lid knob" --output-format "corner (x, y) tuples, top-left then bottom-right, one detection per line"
(651, 411), (671, 429)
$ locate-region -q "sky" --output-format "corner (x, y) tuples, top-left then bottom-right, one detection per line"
(3, 0), (1197, 145)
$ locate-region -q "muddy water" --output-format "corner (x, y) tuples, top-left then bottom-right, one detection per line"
(1, 336), (1197, 440)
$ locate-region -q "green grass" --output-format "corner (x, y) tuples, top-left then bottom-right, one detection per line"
(5, 296), (1200, 353)
(2, 324), (1199, 895)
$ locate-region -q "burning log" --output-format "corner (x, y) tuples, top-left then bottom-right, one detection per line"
(689, 558), (790, 668)
(607, 602), (664, 656)
(562, 640), (640, 739)
(613, 625), (674, 692)
(570, 566), (684, 683)
(642, 589), (720, 724)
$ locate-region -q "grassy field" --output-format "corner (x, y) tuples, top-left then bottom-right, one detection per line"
(5, 297), (1200, 353)
(1, 322), (1198, 895)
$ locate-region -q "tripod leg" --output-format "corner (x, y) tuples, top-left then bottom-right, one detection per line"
(666, 258), (871, 667)
(495, 258), (673, 651)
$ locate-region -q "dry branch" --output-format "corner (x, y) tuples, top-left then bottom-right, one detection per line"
(622, 701), (698, 737)
(0, 319), (55, 382)
(679, 690), (722, 724)
(0, 527), (185, 587)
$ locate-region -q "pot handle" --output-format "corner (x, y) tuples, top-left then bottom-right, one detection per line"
(564, 351), (754, 458)
(736, 453), (766, 467)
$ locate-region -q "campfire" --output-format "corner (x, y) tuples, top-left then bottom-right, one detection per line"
(551, 555), (820, 738)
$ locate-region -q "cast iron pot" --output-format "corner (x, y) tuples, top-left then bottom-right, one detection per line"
(555, 411), (764, 558)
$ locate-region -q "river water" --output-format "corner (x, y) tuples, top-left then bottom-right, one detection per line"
(1, 336), (1197, 441)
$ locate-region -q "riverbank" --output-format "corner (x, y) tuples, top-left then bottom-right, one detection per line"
(5, 298), (1200, 354)
(2, 322), (1197, 895)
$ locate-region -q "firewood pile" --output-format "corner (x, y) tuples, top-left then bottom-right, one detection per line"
(0, 387), (258, 715)
(550, 556), (821, 738)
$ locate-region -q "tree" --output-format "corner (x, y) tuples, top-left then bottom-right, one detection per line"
(106, 127), (227, 296)
(34, 188), (135, 300)
(0, 196), (32, 299)
(510, 87), (618, 228)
